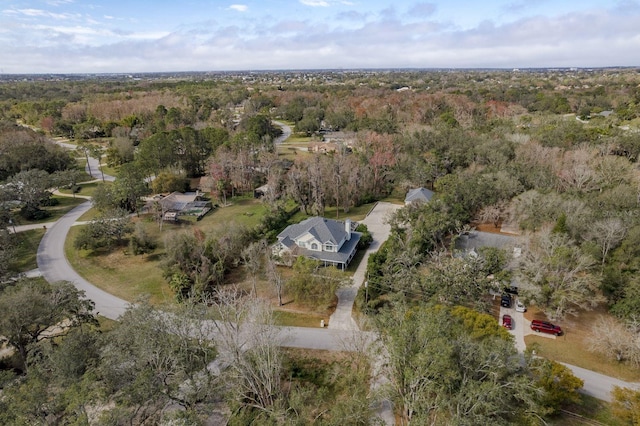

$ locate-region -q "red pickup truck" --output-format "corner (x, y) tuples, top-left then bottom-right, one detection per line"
(530, 319), (562, 336)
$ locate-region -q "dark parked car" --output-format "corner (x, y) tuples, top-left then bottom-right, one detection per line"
(530, 319), (563, 336)
(504, 286), (519, 295)
(500, 294), (512, 308)
(502, 314), (513, 330)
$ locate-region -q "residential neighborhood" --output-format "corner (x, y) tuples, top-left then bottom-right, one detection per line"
(2, 67), (640, 425)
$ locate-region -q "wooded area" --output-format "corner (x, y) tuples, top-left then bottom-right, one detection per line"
(2, 68), (640, 424)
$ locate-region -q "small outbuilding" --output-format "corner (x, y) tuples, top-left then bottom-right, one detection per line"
(404, 187), (434, 205)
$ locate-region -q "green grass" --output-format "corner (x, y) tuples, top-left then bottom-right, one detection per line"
(9, 229), (46, 273)
(64, 196), (269, 304)
(58, 181), (110, 198)
(549, 394), (624, 425)
(273, 310), (328, 327)
(527, 335), (640, 382)
(288, 201), (378, 225)
(100, 164), (119, 177)
(76, 206), (101, 222)
(11, 196), (87, 226)
(65, 225), (173, 305)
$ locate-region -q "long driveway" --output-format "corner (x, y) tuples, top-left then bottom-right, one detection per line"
(329, 202), (402, 330)
(35, 130), (640, 409)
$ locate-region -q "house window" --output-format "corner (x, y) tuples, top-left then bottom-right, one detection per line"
(299, 242), (306, 248)
(324, 243), (334, 252)
(311, 243), (318, 250)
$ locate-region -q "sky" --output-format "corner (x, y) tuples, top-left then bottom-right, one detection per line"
(1, 0), (639, 73)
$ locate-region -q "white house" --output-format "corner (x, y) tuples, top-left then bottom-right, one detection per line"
(273, 216), (362, 270)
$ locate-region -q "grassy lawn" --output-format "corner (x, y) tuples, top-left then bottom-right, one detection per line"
(76, 206), (102, 222)
(524, 306), (640, 382)
(64, 196), (270, 305)
(289, 201), (378, 225)
(59, 181), (110, 198)
(273, 310), (328, 328)
(549, 394), (624, 425)
(65, 225), (173, 305)
(9, 228), (46, 273)
(11, 195), (87, 226)
(100, 164), (119, 177)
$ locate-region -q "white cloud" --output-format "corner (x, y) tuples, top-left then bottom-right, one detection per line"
(2, 2), (640, 73)
(300, 0), (330, 7)
(228, 4), (248, 12)
(3, 8), (79, 20)
(45, 0), (74, 6)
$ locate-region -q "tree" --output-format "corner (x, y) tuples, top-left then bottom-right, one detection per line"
(88, 143), (105, 182)
(76, 139), (94, 178)
(0, 126), (73, 180)
(265, 253), (285, 307)
(286, 257), (344, 307)
(241, 239), (267, 296)
(359, 131), (396, 196)
(52, 168), (85, 198)
(74, 210), (133, 251)
(112, 162), (149, 213)
(421, 250), (499, 311)
(529, 357), (583, 415)
(517, 228), (603, 320)
(611, 386), (640, 425)
(377, 303), (541, 425)
(206, 288), (285, 420)
(128, 221), (157, 255)
(163, 226), (251, 299)
(151, 170), (190, 194)
(587, 316), (640, 366)
(6, 169), (53, 219)
(586, 217), (627, 266)
(99, 301), (219, 423)
(0, 279), (96, 371)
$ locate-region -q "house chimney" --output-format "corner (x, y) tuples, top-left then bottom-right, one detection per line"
(345, 218), (351, 241)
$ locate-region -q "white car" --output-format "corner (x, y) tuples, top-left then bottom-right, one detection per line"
(515, 300), (526, 313)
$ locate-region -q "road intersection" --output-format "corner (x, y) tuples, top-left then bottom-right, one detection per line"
(12, 128), (638, 417)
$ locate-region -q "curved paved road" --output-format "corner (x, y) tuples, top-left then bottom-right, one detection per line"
(273, 120), (292, 145)
(37, 200), (130, 319)
(36, 128), (640, 411)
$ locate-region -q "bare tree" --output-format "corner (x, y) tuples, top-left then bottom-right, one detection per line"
(517, 228), (603, 320)
(587, 217), (627, 266)
(241, 239), (267, 295)
(265, 252), (285, 307)
(207, 288), (285, 417)
(587, 316), (640, 366)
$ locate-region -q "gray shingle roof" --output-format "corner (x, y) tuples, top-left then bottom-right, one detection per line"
(297, 233), (361, 264)
(277, 216), (348, 245)
(405, 187), (434, 203)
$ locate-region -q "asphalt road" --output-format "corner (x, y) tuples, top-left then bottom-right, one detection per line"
(54, 139), (116, 182)
(36, 200), (130, 319)
(35, 132), (640, 409)
(273, 120), (292, 144)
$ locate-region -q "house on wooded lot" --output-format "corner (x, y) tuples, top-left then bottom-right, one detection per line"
(150, 191), (212, 221)
(273, 216), (362, 270)
(404, 187), (434, 205)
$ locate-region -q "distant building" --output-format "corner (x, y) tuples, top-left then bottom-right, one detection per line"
(404, 187), (434, 205)
(273, 216), (361, 270)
